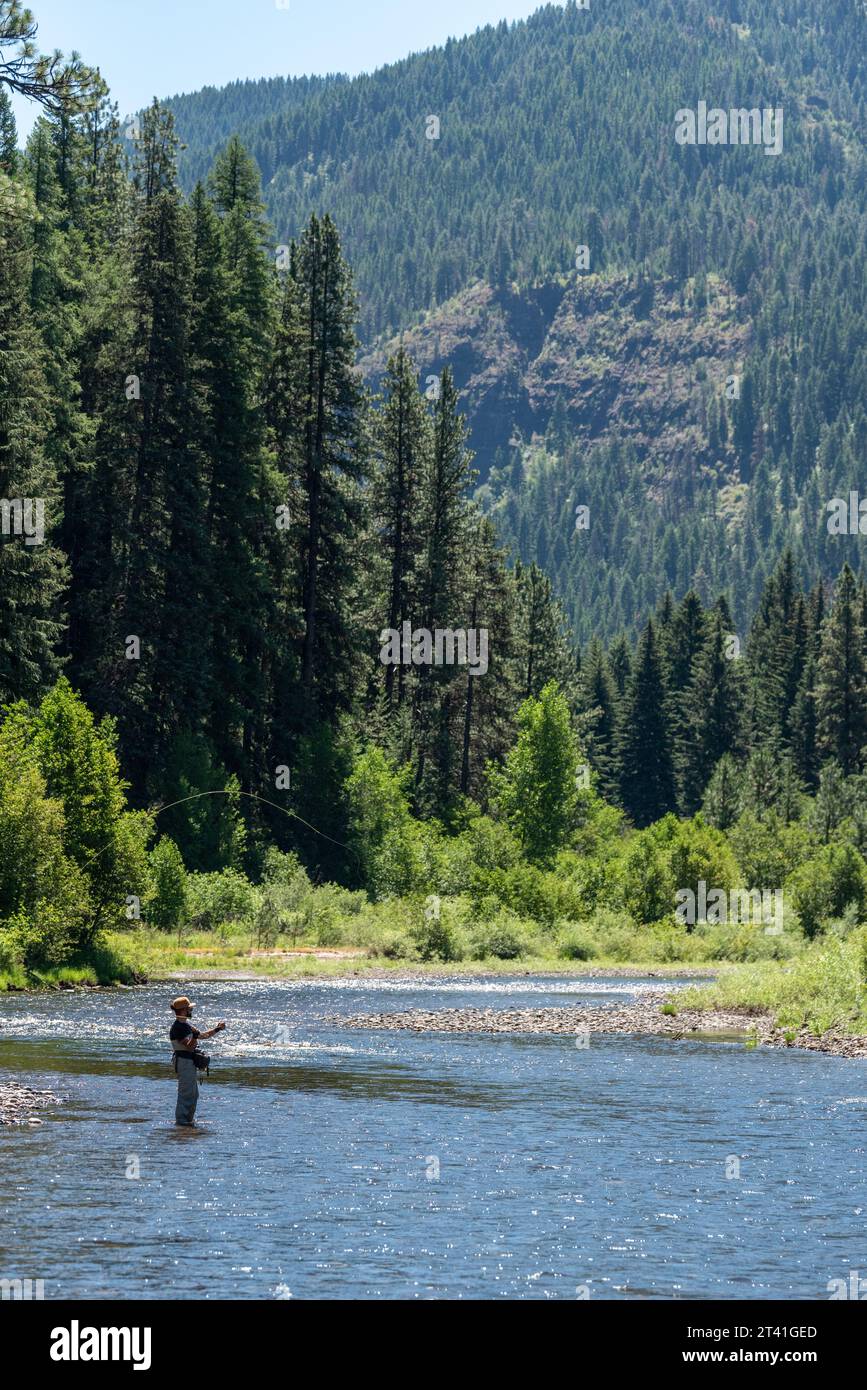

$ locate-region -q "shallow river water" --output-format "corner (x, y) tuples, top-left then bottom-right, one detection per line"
(1, 974), (865, 1300)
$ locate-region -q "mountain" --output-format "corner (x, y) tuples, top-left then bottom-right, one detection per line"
(165, 0), (866, 641)
(358, 272), (751, 476)
(167, 0), (864, 334)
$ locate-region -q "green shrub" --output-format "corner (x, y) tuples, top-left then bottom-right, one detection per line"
(667, 815), (739, 903)
(785, 844), (867, 937)
(563, 856), (611, 918)
(557, 924), (597, 960)
(468, 910), (531, 960)
(351, 899), (418, 958)
(692, 920), (799, 962)
(585, 907), (646, 960)
(366, 928), (415, 960)
(487, 682), (582, 865)
(187, 869), (258, 931)
(617, 832), (676, 924)
(0, 929), (23, 974)
(471, 861), (582, 927)
(3, 907), (74, 970)
(345, 746), (430, 897)
(436, 815), (522, 894)
(684, 935), (866, 1035)
(147, 837), (189, 933)
(851, 925), (867, 983)
(408, 898), (463, 961)
(262, 849), (312, 907)
(301, 884), (364, 946)
(729, 811), (813, 890)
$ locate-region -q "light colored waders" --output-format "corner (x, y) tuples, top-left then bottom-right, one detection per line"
(174, 1054), (199, 1125)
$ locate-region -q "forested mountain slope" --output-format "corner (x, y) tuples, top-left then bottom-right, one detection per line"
(167, 0), (867, 641)
(167, 0), (864, 336)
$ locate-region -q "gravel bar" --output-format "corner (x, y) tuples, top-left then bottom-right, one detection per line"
(0, 1082), (61, 1127)
(340, 994), (867, 1059)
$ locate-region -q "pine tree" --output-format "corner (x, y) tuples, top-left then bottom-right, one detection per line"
(0, 86), (16, 172)
(744, 549), (800, 749)
(458, 516), (518, 801)
(577, 638), (620, 803)
(414, 366), (473, 809)
(70, 102), (193, 794)
(201, 148), (276, 800)
(816, 564), (867, 775)
(617, 620), (676, 827)
(372, 346), (431, 706)
(285, 213), (367, 722)
(701, 753), (742, 831)
(789, 651), (819, 789)
(607, 633), (632, 696)
(513, 560), (578, 704)
(678, 612), (742, 814)
(24, 116), (90, 639)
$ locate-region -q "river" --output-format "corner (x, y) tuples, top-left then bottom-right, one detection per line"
(1, 974), (865, 1300)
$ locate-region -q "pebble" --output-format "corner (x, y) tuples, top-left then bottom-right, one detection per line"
(0, 1082), (61, 1127)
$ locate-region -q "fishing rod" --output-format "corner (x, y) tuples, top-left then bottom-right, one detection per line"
(70, 787), (362, 875)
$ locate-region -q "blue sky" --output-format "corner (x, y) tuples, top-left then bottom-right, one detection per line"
(10, 0), (544, 139)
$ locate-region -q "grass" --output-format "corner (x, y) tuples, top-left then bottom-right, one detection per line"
(101, 911), (807, 983)
(106, 927), (722, 982)
(0, 939), (141, 991)
(677, 934), (867, 1037)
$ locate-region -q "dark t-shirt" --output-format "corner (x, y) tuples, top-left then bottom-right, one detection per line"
(170, 1020), (200, 1045)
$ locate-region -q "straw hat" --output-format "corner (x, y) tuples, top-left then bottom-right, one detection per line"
(170, 996), (196, 1013)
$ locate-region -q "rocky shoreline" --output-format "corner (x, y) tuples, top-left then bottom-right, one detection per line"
(341, 994), (867, 1060)
(0, 1082), (61, 1127)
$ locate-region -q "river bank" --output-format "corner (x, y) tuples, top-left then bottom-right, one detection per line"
(1, 955), (723, 990)
(340, 994), (867, 1059)
(160, 960), (719, 981)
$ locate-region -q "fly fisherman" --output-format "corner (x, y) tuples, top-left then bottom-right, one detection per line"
(169, 996), (226, 1127)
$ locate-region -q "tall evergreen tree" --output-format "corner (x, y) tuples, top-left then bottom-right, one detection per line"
(414, 365), (473, 809)
(617, 620), (676, 827)
(372, 346), (430, 706)
(678, 612), (742, 814)
(285, 213), (367, 722)
(816, 564), (867, 776)
(577, 638), (620, 803)
(514, 560), (578, 704)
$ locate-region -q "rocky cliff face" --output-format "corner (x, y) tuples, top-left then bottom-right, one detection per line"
(359, 273), (751, 480)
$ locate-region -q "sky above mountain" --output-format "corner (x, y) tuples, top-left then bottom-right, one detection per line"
(10, 0), (544, 139)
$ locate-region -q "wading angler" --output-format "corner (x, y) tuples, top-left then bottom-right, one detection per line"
(168, 996), (226, 1126)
